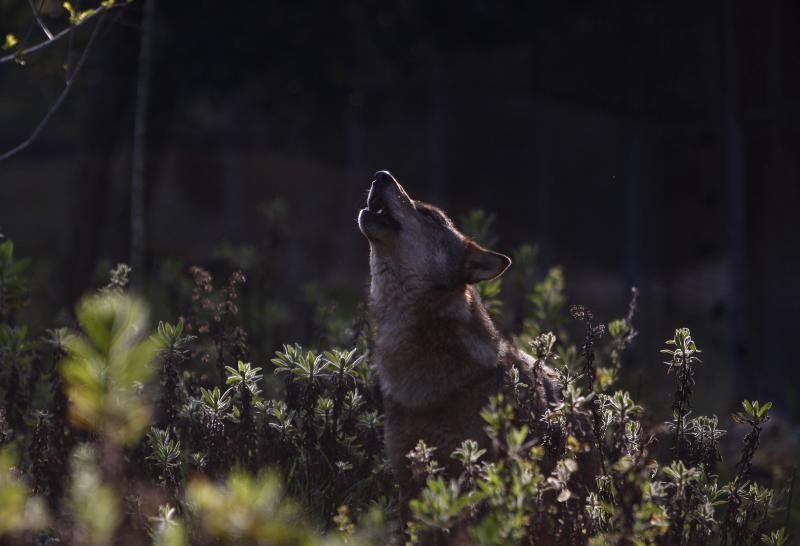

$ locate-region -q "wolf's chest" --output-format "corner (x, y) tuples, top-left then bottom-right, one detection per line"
(373, 321), (502, 409)
(381, 375), (500, 472)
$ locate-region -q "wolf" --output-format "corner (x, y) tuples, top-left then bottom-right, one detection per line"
(357, 171), (570, 520)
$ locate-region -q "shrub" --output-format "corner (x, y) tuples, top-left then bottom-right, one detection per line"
(0, 223), (793, 546)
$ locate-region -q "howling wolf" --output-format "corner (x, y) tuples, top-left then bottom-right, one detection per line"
(357, 171), (567, 517)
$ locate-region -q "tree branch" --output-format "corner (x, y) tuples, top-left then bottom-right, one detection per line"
(0, 13), (106, 162)
(0, 2), (125, 65)
(27, 0), (54, 41)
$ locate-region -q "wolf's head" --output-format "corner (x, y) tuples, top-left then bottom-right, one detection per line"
(358, 171), (511, 307)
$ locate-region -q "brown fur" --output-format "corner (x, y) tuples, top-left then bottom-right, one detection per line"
(358, 172), (565, 520)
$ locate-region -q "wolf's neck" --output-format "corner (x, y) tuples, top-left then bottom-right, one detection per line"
(369, 280), (505, 410)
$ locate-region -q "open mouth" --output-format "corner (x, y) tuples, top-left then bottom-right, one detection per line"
(359, 187), (401, 236)
(366, 191), (389, 217)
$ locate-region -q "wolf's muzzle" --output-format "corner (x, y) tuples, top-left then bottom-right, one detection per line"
(359, 170), (403, 239)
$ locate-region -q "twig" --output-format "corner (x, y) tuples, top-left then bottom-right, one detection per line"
(0, 13), (106, 162)
(0, 3), (125, 65)
(64, 2), (78, 81)
(27, 0), (54, 40)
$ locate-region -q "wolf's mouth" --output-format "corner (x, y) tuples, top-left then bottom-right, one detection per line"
(359, 185), (401, 238)
(358, 171), (408, 240)
(367, 192), (389, 217)
(362, 196), (398, 226)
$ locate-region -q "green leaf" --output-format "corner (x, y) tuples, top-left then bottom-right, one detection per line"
(62, 1), (77, 22)
(1, 34), (17, 51)
(0, 240), (13, 260)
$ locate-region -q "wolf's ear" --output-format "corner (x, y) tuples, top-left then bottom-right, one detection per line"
(462, 241), (512, 284)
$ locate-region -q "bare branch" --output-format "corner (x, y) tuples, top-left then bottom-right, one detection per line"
(27, 0), (54, 41)
(0, 13), (106, 162)
(0, 2), (125, 65)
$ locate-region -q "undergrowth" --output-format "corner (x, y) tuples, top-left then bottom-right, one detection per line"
(0, 219), (794, 545)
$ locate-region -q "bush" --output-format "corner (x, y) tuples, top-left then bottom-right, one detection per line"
(0, 222), (793, 546)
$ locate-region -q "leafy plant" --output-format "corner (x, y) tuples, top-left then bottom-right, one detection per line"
(0, 238), (31, 322)
(662, 327), (703, 460)
(225, 359), (263, 396)
(147, 427), (181, 480)
(0, 232), (791, 546)
(60, 293), (158, 446)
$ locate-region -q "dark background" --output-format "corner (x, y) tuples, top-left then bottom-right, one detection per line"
(1, 1), (799, 421)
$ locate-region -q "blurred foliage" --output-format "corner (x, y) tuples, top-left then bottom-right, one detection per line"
(0, 448), (47, 535)
(68, 444), (120, 545)
(60, 293), (157, 445)
(187, 471), (353, 545)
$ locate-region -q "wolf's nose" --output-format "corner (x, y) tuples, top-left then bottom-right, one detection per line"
(373, 171), (394, 184)
(371, 171), (395, 194)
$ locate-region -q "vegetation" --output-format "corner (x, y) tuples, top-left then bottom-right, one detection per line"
(0, 215), (795, 545)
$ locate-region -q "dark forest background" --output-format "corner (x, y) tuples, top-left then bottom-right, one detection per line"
(1, 0), (799, 423)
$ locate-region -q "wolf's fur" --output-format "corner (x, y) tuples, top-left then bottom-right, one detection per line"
(358, 172), (565, 516)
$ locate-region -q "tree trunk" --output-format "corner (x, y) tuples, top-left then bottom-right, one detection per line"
(130, 0), (157, 287)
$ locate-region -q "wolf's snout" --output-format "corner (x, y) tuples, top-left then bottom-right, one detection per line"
(369, 171), (396, 202)
(359, 170), (405, 239)
(373, 170), (395, 185)
(367, 171), (400, 211)
(366, 183), (388, 212)
(369, 170), (412, 208)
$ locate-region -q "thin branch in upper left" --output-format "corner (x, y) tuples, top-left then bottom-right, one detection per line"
(0, 13), (107, 162)
(27, 0), (54, 40)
